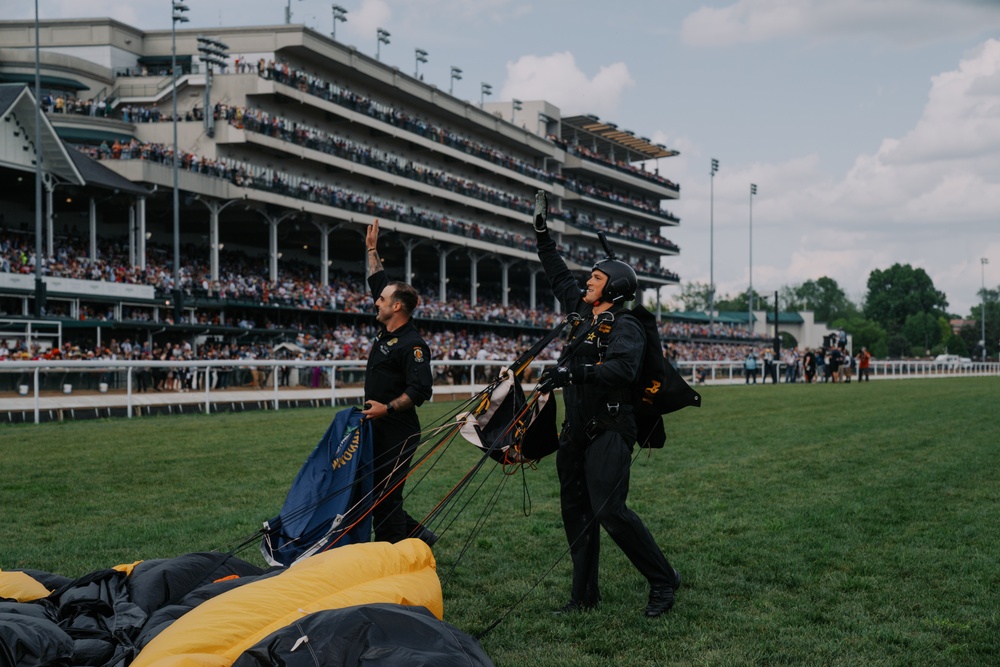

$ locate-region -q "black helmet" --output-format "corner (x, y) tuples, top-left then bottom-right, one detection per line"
(592, 258), (637, 303)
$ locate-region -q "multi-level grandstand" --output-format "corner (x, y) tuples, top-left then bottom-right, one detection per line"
(0, 17), (682, 362)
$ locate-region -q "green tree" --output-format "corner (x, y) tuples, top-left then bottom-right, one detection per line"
(967, 286), (999, 359)
(784, 277), (858, 323)
(676, 281), (713, 311)
(944, 333), (969, 356)
(887, 333), (910, 358)
(863, 264), (948, 334)
(715, 289), (770, 312)
(902, 312), (944, 355)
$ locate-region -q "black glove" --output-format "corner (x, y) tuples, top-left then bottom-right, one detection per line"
(533, 190), (548, 233)
(537, 365), (595, 393)
(537, 366), (569, 393)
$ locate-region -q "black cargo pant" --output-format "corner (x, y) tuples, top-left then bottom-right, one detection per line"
(556, 429), (675, 605)
(370, 418), (424, 543)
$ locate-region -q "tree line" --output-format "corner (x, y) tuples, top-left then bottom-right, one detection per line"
(669, 263), (998, 360)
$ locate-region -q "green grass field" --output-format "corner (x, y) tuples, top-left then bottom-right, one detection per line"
(3, 377), (998, 666)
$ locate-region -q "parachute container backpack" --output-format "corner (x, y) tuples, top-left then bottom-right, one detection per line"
(261, 407), (374, 566)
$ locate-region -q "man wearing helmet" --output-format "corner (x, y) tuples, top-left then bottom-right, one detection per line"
(532, 191), (681, 618)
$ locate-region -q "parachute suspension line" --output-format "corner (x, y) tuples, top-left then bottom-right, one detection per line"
(224, 319), (574, 560)
(518, 461), (533, 517)
(324, 421), (465, 552)
(269, 413), (477, 549)
(438, 467), (513, 589)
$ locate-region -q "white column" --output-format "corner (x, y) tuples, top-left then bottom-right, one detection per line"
(469, 252), (481, 307)
(89, 197), (98, 261)
(128, 202), (136, 267)
(269, 220), (279, 283)
(45, 183), (54, 258)
(209, 207), (220, 282)
(137, 197), (147, 269)
(438, 248), (454, 302)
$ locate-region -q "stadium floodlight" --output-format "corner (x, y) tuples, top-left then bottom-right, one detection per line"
(331, 4), (348, 40)
(197, 36), (229, 137)
(480, 82), (492, 108)
(512, 98), (523, 123)
(709, 157), (719, 332)
(449, 66), (462, 95)
(285, 0), (303, 24)
(415, 48), (428, 78)
(376, 28), (391, 60)
(172, 0), (190, 23)
(171, 0), (190, 311)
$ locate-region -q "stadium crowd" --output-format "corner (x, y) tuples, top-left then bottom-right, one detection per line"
(74, 138), (680, 282)
(3, 229), (757, 367)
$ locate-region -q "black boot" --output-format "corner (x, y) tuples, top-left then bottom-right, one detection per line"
(645, 568), (681, 618)
(412, 525), (438, 547)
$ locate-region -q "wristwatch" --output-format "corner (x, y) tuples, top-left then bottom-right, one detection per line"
(385, 404), (396, 415)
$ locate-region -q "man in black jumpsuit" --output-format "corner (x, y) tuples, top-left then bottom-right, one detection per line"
(533, 192), (681, 617)
(361, 220), (435, 545)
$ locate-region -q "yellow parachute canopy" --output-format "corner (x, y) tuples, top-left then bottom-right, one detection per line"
(132, 539), (441, 667)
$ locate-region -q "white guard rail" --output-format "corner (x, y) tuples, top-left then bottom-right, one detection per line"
(1, 358), (996, 425)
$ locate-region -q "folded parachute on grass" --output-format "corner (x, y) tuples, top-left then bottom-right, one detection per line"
(260, 406), (373, 567)
(1, 540), (493, 667)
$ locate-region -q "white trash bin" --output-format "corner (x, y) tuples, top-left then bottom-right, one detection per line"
(99, 382), (109, 393)
(18, 385), (29, 396)
(63, 384), (73, 394)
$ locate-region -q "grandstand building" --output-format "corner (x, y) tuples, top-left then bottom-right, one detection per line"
(0, 18), (681, 352)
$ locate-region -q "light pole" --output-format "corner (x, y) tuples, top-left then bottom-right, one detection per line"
(709, 157), (719, 332)
(414, 48), (428, 79)
(749, 183), (757, 332)
(449, 66), (462, 95)
(376, 28), (390, 60)
(480, 82), (492, 108)
(33, 0), (45, 317)
(512, 98), (522, 124)
(171, 1), (189, 309)
(284, 0), (302, 24)
(982, 257), (990, 361)
(196, 35), (228, 138)
(331, 4), (347, 40)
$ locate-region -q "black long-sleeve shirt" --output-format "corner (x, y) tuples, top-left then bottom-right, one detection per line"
(535, 231), (643, 440)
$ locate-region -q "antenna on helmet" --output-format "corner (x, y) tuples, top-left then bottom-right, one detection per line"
(597, 231), (616, 260)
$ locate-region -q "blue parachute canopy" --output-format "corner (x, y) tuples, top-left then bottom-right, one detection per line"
(261, 407), (374, 566)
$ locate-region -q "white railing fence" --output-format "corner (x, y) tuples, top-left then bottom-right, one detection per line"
(2, 358), (997, 424)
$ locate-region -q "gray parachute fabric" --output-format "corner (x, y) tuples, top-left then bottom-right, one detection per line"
(232, 603), (494, 667)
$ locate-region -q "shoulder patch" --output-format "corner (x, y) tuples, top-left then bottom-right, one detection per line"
(413, 347), (425, 363)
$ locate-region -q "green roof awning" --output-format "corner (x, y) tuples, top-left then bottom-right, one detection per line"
(56, 127), (135, 144)
(767, 312), (805, 324)
(138, 55), (192, 66)
(0, 73), (89, 91)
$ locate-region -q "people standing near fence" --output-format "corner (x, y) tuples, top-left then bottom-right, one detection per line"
(745, 350), (759, 384)
(856, 347), (872, 382)
(360, 219), (437, 546)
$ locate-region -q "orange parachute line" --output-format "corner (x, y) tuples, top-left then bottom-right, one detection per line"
(321, 421), (465, 552)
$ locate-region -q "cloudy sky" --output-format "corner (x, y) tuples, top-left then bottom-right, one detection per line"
(11, 0), (1000, 315)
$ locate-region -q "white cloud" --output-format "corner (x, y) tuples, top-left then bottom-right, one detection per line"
(345, 0), (393, 41)
(667, 37), (1000, 314)
(681, 0), (1000, 47)
(500, 52), (634, 118)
